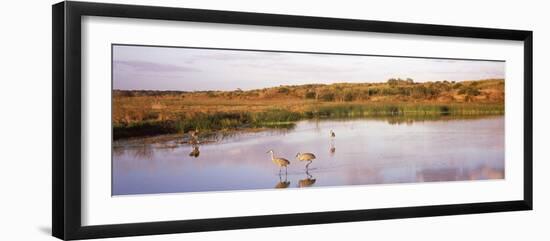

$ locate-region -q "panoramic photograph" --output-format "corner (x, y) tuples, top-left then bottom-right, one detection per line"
(111, 44), (505, 195)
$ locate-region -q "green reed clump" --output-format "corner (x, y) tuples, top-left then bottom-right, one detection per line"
(174, 112), (253, 133)
(308, 103), (503, 118)
(251, 109), (301, 126)
(170, 109), (301, 134)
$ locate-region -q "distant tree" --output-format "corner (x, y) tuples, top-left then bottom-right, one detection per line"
(368, 88), (380, 96)
(343, 92), (354, 102)
(387, 78), (399, 86)
(319, 92), (335, 101)
(305, 91), (316, 99)
(397, 87), (411, 96)
(388, 77), (413, 86)
(360, 90), (370, 100)
(381, 87), (399, 95)
(458, 86), (481, 96)
(278, 87), (290, 94)
(411, 85), (428, 98)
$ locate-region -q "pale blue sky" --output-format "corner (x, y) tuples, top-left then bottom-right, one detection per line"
(113, 45), (505, 91)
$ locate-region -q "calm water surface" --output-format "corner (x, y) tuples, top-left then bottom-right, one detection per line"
(112, 116), (504, 195)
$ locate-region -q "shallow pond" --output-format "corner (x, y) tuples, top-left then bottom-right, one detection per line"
(112, 116), (504, 195)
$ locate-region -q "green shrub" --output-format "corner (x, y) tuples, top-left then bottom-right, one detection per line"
(458, 86), (481, 96)
(319, 92), (335, 101)
(305, 91), (316, 99)
(142, 111), (159, 121)
(368, 88), (380, 96)
(278, 87), (290, 94)
(343, 92), (354, 102)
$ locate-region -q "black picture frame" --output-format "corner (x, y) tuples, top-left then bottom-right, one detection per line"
(52, 1), (533, 240)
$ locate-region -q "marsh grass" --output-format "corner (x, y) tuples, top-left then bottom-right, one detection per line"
(310, 103), (503, 117)
(113, 103), (503, 139)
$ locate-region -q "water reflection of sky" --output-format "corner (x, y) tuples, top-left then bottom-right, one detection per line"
(112, 116), (504, 195)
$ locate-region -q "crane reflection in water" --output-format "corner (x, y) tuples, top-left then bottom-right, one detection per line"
(271, 154), (317, 189)
(329, 139), (336, 156)
(299, 167), (317, 188)
(275, 172), (290, 188)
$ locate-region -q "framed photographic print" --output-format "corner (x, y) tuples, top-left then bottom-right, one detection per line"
(52, 1), (533, 240)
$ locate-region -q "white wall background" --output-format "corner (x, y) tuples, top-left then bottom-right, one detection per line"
(0, 0), (547, 240)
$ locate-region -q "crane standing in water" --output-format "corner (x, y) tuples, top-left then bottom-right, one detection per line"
(190, 129), (198, 138)
(188, 129), (199, 144)
(187, 129), (201, 157)
(330, 130), (336, 138)
(296, 152), (316, 169)
(267, 150), (290, 174)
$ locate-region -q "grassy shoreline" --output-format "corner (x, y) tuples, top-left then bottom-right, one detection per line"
(113, 102), (503, 140)
(113, 79), (504, 139)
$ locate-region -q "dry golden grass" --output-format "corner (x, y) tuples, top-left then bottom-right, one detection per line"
(113, 79), (503, 124)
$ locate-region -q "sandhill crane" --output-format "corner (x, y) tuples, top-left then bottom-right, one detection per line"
(296, 152), (316, 168)
(188, 129), (200, 145)
(189, 129), (199, 138)
(267, 150), (290, 174)
(330, 130), (336, 138)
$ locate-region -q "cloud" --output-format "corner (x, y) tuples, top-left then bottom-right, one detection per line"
(114, 60), (200, 73)
(182, 50), (287, 64)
